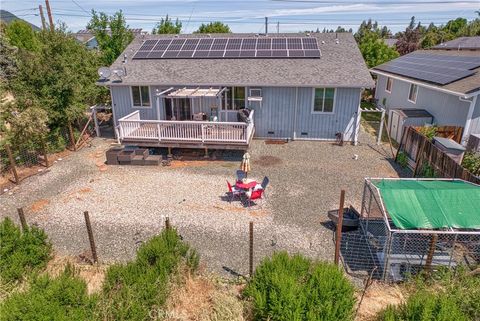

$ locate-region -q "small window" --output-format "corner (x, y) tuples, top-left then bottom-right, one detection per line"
(131, 86), (151, 107)
(312, 88), (335, 113)
(250, 88), (262, 97)
(408, 84), (418, 103)
(385, 77), (393, 93)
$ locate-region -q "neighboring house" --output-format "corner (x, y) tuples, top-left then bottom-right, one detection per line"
(371, 38), (480, 145)
(383, 38), (397, 48)
(74, 28), (143, 49)
(98, 33), (373, 150)
(432, 36), (480, 51)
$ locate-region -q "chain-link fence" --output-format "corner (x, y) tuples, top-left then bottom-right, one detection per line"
(338, 179), (480, 283)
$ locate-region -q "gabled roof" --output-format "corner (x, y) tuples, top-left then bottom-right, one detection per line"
(74, 28), (143, 43)
(371, 50), (480, 96)
(100, 33), (374, 88)
(432, 36), (480, 51)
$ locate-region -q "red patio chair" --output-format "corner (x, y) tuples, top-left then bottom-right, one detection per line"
(226, 181), (243, 203)
(244, 188), (264, 208)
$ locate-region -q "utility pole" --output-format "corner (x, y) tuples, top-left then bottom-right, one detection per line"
(39, 5), (47, 30)
(45, 0), (54, 31)
(265, 17), (268, 35)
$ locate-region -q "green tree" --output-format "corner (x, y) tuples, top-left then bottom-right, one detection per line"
(152, 15), (182, 34)
(87, 10), (134, 65)
(4, 20), (40, 52)
(194, 21), (231, 33)
(0, 36), (18, 86)
(7, 24), (104, 127)
(358, 31), (399, 68)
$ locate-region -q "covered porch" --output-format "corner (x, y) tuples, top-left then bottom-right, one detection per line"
(117, 109), (254, 150)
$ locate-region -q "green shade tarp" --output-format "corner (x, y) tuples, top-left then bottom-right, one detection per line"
(372, 179), (480, 230)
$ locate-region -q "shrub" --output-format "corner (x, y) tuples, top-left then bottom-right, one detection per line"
(0, 265), (97, 321)
(462, 152), (480, 176)
(378, 290), (468, 321)
(419, 163), (436, 178)
(97, 228), (199, 320)
(0, 217), (52, 283)
(396, 151), (409, 168)
(377, 269), (480, 321)
(244, 252), (355, 321)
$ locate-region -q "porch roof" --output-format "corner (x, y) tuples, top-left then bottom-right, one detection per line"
(166, 87), (223, 98)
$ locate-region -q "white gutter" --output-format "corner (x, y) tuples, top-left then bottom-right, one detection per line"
(460, 95), (478, 145)
(293, 87), (299, 140)
(354, 89), (363, 145)
(370, 69), (480, 99)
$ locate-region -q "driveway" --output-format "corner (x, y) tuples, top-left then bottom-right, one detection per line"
(0, 129), (407, 277)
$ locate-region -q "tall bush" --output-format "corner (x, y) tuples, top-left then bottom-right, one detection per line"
(97, 228), (199, 320)
(245, 252), (355, 321)
(0, 217), (52, 283)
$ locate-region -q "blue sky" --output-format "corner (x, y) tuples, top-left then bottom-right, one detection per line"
(2, 0), (479, 33)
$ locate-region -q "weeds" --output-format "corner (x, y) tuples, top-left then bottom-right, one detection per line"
(396, 151), (408, 168)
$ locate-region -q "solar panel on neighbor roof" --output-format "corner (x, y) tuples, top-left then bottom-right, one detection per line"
(374, 52), (480, 85)
(132, 37), (321, 59)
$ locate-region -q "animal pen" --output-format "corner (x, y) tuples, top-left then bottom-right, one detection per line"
(352, 178), (480, 282)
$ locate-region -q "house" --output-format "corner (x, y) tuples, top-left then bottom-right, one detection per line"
(98, 33), (373, 150)
(74, 28), (143, 49)
(371, 37), (480, 145)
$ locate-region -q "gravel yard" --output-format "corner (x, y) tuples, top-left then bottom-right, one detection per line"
(0, 128), (408, 277)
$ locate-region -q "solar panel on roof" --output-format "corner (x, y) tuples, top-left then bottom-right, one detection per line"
(132, 37), (321, 60)
(147, 51), (165, 59)
(374, 52), (479, 85)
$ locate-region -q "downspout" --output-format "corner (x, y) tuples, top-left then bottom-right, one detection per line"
(109, 86), (119, 141)
(293, 87), (299, 140)
(354, 89), (363, 145)
(460, 94), (478, 145)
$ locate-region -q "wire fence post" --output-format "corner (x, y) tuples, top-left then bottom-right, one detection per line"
(249, 221), (254, 277)
(334, 190), (346, 265)
(5, 144), (19, 184)
(83, 211), (98, 263)
(41, 138), (49, 168)
(17, 208), (28, 231)
(68, 122), (77, 152)
(165, 216), (171, 230)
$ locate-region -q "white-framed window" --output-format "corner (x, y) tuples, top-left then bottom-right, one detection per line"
(385, 77), (393, 93)
(408, 84), (418, 103)
(312, 88), (335, 113)
(249, 88), (262, 98)
(222, 87), (246, 110)
(131, 86), (151, 108)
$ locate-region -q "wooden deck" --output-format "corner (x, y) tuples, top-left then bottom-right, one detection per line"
(117, 111), (254, 150)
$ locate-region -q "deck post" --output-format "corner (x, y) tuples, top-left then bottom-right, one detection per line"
(204, 147), (209, 159)
(157, 123), (162, 142)
(201, 124), (205, 143)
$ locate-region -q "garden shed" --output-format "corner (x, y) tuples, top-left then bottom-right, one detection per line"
(360, 178), (480, 282)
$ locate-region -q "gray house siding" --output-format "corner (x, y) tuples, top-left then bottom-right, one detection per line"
(375, 75), (470, 127)
(111, 85), (361, 141)
(470, 97), (480, 135)
(111, 86), (159, 126)
(295, 87), (360, 141)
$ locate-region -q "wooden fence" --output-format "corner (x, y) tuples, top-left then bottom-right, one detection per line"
(397, 126), (480, 185)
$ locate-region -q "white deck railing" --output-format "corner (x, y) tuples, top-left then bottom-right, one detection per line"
(118, 110), (254, 144)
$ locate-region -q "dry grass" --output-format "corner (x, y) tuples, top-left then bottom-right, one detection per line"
(45, 255), (106, 295)
(165, 267), (247, 321)
(355, 281), (405, 321)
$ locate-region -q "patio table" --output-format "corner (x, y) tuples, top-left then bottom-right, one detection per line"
(236, 179), (257, 190)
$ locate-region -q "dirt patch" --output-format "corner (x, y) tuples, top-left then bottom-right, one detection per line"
(45, 255), (107, 295)
(30, 199), (50, 213)
(252, 155), (282, 167)
(355, 281), (404, 321)
(168, 160), (211, 169)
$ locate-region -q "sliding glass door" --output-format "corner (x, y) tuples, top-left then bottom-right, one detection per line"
(165, 98), (191, 121)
